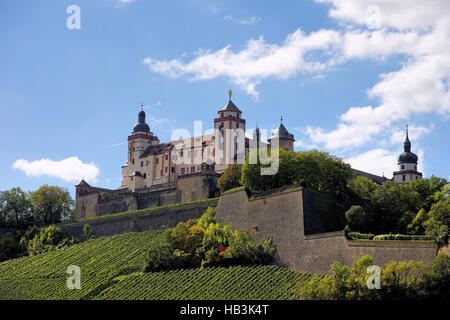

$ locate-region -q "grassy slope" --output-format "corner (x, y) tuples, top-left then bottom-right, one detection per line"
(0, 229), (309, 300)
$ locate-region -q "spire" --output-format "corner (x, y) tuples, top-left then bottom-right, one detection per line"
(228, 89), (232, 101)
(280, 115), (283, 123)
(404, 123), (411, 152)
(140, 101), (144, 111)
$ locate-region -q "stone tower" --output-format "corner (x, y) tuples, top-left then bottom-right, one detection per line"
(268, 116), (295, 151)
(393, 124), (422, 184)
(214, 90), (246, 173)
(123, 106), (159, 190)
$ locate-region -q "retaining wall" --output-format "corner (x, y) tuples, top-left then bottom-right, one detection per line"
(216, 188), (439, 274)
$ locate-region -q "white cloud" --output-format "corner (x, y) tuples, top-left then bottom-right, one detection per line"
(346, 148), (397, 178)
(315, 0), (450, 31)
(238, 17), (260, 25)
(12, 157), (99, 183)
(224, 15), (232, 21)
(142, 28), (342, 98)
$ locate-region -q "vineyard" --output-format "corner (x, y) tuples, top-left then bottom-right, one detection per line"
(0, 229), (311, 300)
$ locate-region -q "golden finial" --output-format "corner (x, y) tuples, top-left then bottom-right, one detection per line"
(140, 101), (144, 111)
(228, 89), (232, 100)
(406, 123), (409, 136)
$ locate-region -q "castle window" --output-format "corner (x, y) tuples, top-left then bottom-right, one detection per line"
(141, 161), (143, 167)
(132, 159), (135, 165)
(156, 158), (159, 164)
(143, 173), (146, 179)
(402, 175), (405, 181)
(191, 166), (195, 173)
(165, 155), (168, 160)
(401, 165), (404, 169)
(181, 168), (185, 175)
(415, 166), (417, 170)
(171, 167), (175, 173)
(165, 167), (168, 173)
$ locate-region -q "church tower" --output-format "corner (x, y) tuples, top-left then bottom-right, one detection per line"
(214, 90), (246, 173)
(393, 124), (422, 184)
(268, 116), (295, 151)
(122, 105), (159, 190)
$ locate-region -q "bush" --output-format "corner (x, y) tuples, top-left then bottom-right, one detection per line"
(345, 205), (366, 232)
(372, 234), (433, 241)
(347, 232), (375, 240)
(0, 233), (27, 262)
(217, 164), (242, 192)
(82, 224), (93, 241)
(24, 225), (78, 256)
(298, 254), (450, 300)
(143, 207), (276, 272)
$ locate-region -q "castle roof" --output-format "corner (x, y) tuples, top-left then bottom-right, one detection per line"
(219, 100), (241, 113)
(398, 124), (418, 164)
(133, 110), (150, 133)
(269, 122), (294, 141)
(76, 179), (90, 187)
(140, 142), (174, 158)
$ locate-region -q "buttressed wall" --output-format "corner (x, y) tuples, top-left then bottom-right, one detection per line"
(216, 188), (438, 275)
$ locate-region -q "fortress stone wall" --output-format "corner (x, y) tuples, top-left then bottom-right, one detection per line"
(62, 199), (218, 240)
(215, 188), (439, 274)
(74, 172), (219, 220)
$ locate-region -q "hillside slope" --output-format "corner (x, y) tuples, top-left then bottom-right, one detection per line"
(0, 230), (310, 300)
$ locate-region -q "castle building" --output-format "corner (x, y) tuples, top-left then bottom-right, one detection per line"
(120, 92), (294, 192)
(393, 124), (422, 183)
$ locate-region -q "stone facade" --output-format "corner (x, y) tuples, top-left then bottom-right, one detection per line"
(74, 167), (219, 220)
(216, 188), (439, 274)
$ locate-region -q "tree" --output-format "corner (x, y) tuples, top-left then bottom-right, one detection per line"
(424, 197), (450, 248)
(30, 185), (74, 224)
(407, 208), (428, 235)
(82, 224), (93, 241)
(347, 176), (379, 200)
(345, 206), (366, 232)
(0, 187), (33, 228)
(241, 148), (352, 197)
(217, 164), (242, 192)
(0, 233), (27, 262)
(406, 176), (448, 212)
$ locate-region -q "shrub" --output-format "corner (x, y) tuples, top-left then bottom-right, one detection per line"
(82, 224), (93, 241)
(24, 225), (78, 256)
(299, 254), (450, 300)
(0, 233), (27, 262)
(347, 232), (374, 240)
(345, 205), (366, 232)
(372, 234), (433, 241)
(144, 207), (276, 272)
(217, 164), (242, 192)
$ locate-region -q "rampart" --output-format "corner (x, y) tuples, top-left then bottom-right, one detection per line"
(215, 188), (439, 274)
(62, 199), (218, 240)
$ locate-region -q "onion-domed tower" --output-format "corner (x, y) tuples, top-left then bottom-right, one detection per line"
(393, 124), (422, 184)
(122, 104), (160, 190)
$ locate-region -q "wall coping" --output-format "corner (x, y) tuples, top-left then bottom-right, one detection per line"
(304, 230), (345, 239)
(346, 238), (436, 248)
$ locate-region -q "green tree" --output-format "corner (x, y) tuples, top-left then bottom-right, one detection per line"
(0, 187), (33, 228)
(30, 185), (74, 224)
(407, 208), (428, 235)
(0, 233), (27, 262)
(345, 205), (366, 232)
(347, 176), (379, 200)
(217, 164), (242, 192)
(424, 197), (450, 248)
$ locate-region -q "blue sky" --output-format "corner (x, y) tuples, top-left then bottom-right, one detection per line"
(0, 0), (449, 198)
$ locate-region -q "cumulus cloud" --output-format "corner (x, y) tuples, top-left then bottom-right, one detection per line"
(142, 28), (342, 98)
(346, 148), (397, 178)
(12, 157), (99, 183)
(315, 0), (450, 31)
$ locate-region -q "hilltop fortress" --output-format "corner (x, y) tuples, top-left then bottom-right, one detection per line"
(74, 93), (422, 220)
